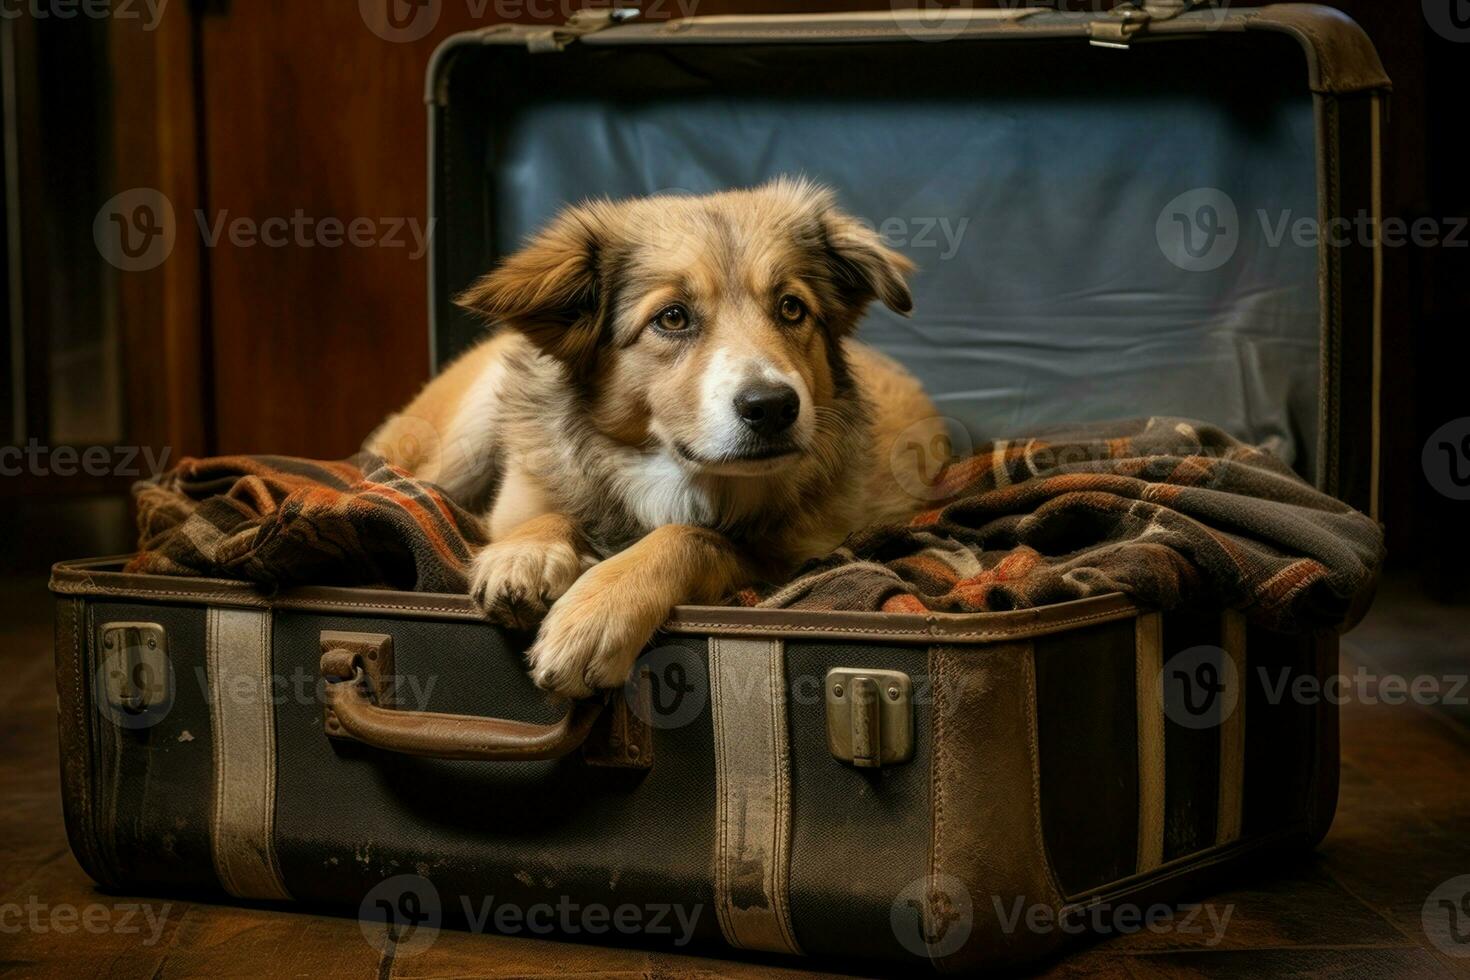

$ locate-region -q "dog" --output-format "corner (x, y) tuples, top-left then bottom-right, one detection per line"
(368, 178), (941, 698)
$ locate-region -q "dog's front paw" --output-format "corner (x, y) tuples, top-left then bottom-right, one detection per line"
(469, 537), (587, 631)
(526, 557), (662, 698)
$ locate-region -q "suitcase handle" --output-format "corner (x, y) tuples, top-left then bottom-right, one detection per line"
(320, 648), (603, 762)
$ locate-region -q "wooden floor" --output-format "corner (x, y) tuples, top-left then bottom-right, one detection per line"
(3, 573), (1469, 978)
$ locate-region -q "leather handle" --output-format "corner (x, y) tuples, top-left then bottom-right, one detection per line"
(320, 649), (603, 762)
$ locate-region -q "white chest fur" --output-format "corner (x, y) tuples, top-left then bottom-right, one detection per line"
(612, 450), (718, 530)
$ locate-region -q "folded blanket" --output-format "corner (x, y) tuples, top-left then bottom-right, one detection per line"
(127, 417), (1384, 632)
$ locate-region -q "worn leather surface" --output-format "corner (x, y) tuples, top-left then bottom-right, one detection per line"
(929, 642), (1067, 973)
(1034, 620), (1140, 896)
(1161, 607), (1224, 861)
(82, 601), (219, 893)
(1218, 610), (1249, 846)
(707, 638), (800, 956)
(51, 556), (1142, 643)
(1134, 614), (1166, 875)
(540, 4), (1390, 99)
(54, 589), (1344, 971)
(783, 643), (931, 964)
(324, 672), (602, 762)
(272, 615), (727, 945)
(54, 597), (115, 889)
(570, 7), (1391, 96)
(1316, 92), (1383, 518)
(1308, 630), (1341, 846)
(206, 608), (291, 900)
(1243, 624), (1324, 841)
(1246, 4), (1391, 94)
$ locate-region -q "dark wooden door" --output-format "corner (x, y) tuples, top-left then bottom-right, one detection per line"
(193, 0), (895, 459)
(197, 2), (475, 457)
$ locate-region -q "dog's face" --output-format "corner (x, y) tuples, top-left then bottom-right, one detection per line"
(458, 179), (913, 477)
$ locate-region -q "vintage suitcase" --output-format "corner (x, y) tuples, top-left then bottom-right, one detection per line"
(52, 3), (1387, 972)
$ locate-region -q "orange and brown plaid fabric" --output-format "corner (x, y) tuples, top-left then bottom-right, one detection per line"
(128, 454), (487, 593)
(129, 417), (1384, 632)
(743, 417), (1384, 632)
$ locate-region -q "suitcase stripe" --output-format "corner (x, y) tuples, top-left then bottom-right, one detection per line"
(708, 636), (802, 957)
(205, 607), (292, 901)
(1134, 613), (1166, 874)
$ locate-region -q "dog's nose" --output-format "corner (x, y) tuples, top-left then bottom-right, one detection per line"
(734, 383), (800, 436)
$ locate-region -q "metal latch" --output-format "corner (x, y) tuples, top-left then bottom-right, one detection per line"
(525, 6), (640, 54)
(582, 666), (655, 770)
(321, 630), (395, 738)
(100, 622), (170, 713)
(1088, 0), (1213, 49)
(826, 668), (913, 768)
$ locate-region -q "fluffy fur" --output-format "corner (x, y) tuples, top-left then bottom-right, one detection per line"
(368, 178), (941, 697)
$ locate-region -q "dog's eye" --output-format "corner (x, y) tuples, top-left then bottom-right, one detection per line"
(778, 295), (807, 323)
(652, 305), (690, 332)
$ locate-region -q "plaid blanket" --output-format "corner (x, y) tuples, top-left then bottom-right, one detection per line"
(127, 418), (1383, 631)
(129, 455), (486, 593)
(743, 417), (1383, 632)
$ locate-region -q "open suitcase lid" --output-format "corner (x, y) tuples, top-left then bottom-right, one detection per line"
(423, 2), (1389, 517)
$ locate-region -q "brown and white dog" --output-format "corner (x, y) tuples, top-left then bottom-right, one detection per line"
(368, 178), (939, 698)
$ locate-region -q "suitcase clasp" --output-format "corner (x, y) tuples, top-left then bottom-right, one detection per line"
(825, 668), (913, 768)
(1088, 0), (1217, 49)
(581, 666), (655, 771)
(99, 622), (170, 714)
(524, 6), (641, 54)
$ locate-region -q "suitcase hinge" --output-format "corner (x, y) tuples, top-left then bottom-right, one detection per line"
(1088, 0), (1216, 50)
(826, 668), (913, 768)
(524, 6), (641, 54)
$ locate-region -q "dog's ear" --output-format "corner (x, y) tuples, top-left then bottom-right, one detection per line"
(820, 209), (916, 325)
(455, 204), (612, 378)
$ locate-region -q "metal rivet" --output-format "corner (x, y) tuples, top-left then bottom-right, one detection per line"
(627, 744), (640, 756)
(887, 686), (900, 701)
(147, 638), (157, 649)
(833, 684), (844, 697)
(104, 636), (114, 649)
